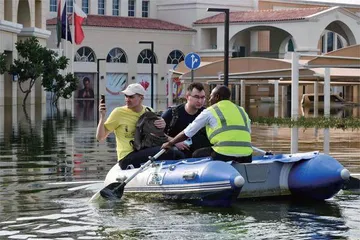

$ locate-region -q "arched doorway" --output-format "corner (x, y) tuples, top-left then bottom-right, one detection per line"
(17, 0), (31, 28)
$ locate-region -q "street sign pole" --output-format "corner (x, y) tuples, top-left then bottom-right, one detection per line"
(191, 69), (194, 82)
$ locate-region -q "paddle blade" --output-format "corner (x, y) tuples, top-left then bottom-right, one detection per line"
(100, 182), (125, 200)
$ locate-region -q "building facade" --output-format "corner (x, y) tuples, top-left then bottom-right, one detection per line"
(0, 0), (51, 106)
(1, 0), (359, 109)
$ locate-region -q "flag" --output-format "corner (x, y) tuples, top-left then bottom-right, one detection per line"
(56, 0), (62, 47)
(73, 3), (87, 44)
(61, 2), (72, 43)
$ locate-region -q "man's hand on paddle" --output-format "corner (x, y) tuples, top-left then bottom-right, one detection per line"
(161, 141), (174, 150)
(162, 131), (188, 150)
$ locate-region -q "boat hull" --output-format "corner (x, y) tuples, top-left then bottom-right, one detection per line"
(104, 159), (244, 206)
(233, 151), (349, 200)
(101, 151), (349, 206)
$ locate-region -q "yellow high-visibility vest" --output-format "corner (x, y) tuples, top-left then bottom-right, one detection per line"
(206, 100), (252, 156)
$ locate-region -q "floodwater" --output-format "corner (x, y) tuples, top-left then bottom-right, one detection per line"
(0, 100), (359, 240)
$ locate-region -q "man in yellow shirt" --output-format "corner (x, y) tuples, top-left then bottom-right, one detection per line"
(97, 83), (184, 169)
(162, 85), (252, 163)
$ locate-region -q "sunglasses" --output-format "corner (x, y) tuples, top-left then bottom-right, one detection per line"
(125, 94), (142, 99)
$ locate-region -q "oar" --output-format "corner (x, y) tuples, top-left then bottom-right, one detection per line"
(252, 146), (273, 155)
(99, 149), (166, 200)
(252, 146), (266, 154)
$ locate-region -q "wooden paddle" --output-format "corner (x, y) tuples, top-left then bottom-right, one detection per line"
(99, 149), (166, 200)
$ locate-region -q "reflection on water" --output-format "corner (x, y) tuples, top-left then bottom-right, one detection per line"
(246, 102), (360, 119)
(0, 102), (359, 239)
(1, 195), (359, 239)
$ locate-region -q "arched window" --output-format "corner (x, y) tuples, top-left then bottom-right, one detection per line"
(74, 47), (96, 62)
(107, 48), (127, 63)
(167, 50), (184, 64)
(287, 39), (294, 52)
(137, 49), (157, 64)
(320, 31), (347, 54)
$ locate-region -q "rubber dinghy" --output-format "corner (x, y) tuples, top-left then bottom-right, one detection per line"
(99, 151), (350, 206)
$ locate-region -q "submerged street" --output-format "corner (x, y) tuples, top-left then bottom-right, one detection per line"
(0, 101), (359, 239)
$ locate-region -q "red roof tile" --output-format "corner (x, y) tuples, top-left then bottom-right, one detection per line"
(47, 15), (195, 32)
(194, 7), (329, 24)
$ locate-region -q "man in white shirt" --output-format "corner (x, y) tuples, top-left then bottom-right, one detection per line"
(161, 85), (252, 163)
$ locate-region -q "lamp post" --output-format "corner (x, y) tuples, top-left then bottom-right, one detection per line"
(207, 8), (229, 86)
(97, 58), (106, 100)
(139, 41), (154, 108)
(97, 58), (106, 122)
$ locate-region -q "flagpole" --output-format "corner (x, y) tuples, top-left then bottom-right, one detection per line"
(65, 0), (68, 74)
(71, 0), (75, 74)
(57, 0), (62, 59)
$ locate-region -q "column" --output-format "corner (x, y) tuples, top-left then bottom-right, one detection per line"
(291, 127), (298, 154)
(323, 128), (330, 154)
(291, 52), (299, 120)
(168, 71), (173, 107)
(12, 78), (17, 105)
(235, 84), (240, 105)
(324, 68), (331, 117)
(136, 0), (142, 17)
(281, 86), (286, 118)
(313, 81), (319, 117)
(240, 80), (245, 107)
(12, 104), (17, 135)
(353, 86), (360, 117)
(120, 0), (128, 16)
(274, 80), (279, 118)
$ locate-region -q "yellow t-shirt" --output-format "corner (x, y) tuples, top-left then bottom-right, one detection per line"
(104, 106), (148, 161)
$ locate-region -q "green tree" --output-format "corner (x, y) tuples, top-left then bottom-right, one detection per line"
(0, 52), (7, 74)
(9, 37), (78, 105)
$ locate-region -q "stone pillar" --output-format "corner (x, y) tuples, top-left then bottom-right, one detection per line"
(291, 52), (299, 120)
(240, 80), (245, 107)
(323, 128), (330, 154)
(324, 68), (331, 117)
(291, 127), (298, 154)
(274, 80), (279, 117)
(281, 86), (286, 118)
(12, 104), (17, 135)
(235, 84), (240, 105)
(314, 81), (319, 117)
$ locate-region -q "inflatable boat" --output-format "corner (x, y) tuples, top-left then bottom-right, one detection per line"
(94, 150), (350, 206)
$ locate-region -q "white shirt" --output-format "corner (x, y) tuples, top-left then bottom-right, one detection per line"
(183, 108), (251, 138)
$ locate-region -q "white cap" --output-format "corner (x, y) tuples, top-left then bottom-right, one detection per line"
(121, 83), (146, 96)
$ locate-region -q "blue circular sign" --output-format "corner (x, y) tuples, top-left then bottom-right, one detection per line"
(184, 52), (201, 70)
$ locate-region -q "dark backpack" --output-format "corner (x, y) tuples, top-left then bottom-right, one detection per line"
(166, 104), (184, 135)
(131, 109), (168, 151)
(166, 104), (211, 151)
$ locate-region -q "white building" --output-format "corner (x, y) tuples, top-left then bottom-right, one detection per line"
(0, 0), (50, 106)
(1, 0), (359, 109)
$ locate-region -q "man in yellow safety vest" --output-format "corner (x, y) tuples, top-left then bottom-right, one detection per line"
(161, 85), (252, 163)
